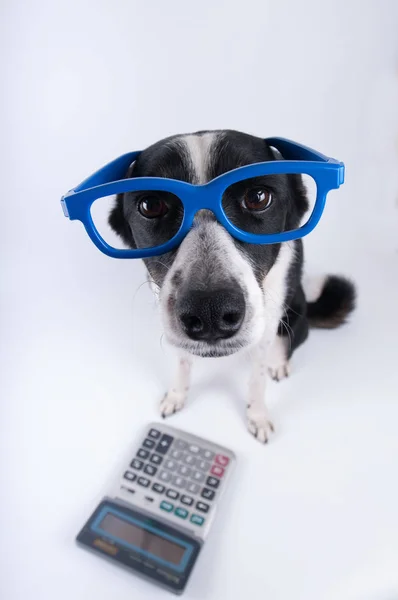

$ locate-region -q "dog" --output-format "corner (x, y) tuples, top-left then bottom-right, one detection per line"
(109, 130), (356, 443)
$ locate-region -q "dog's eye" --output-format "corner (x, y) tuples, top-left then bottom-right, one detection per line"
(242, 188), (272, 212)
(138, 195), (169, 219)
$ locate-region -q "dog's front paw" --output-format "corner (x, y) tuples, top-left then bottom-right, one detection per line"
(246, 405), (274, 443)
(268, 361), (290, 382)
(160, 390), (186, 418)
(267, 336), (290, 382)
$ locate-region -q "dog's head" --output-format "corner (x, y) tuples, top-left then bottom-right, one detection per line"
(109, 130), (308, 357)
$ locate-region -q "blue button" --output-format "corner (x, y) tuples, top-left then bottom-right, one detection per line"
(175, 507), (188, 519)
(190, 514), (204, 526)
(160, 501), (174, 512)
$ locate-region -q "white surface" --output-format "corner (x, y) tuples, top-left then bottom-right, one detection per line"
(2, 1), (398, 599)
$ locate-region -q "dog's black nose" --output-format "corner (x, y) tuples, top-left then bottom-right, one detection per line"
(177, 288), (246, 342)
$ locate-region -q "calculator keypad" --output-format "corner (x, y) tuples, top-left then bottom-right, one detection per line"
(120, 427), (232, 528)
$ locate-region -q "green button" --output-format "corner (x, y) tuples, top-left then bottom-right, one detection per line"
(160, 501), (174, 512)
(190, 514), (204, 526)
(175, 507), (188, 519)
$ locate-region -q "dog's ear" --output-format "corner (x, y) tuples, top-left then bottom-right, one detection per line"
(108, 161), (137, 249)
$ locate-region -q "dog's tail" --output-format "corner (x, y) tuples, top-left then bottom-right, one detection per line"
(304, 275), (356, 329)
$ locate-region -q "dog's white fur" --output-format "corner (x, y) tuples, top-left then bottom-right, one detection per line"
(183, 133), (215, 184)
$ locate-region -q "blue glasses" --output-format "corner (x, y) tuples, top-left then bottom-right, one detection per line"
(60, 137), (344, 259)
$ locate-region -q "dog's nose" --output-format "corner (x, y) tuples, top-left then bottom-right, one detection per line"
(177, 288), (246, 342)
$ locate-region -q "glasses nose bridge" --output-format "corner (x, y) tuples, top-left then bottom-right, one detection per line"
(186, 180), (224, 219)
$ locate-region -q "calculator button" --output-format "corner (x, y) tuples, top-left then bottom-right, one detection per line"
(183, 454), (196, 465)
(159, 470), (172, 482)
(175, 507), (188, 519)
(177, 465), (191, 477)
(175, 439), (188, 450)
(160, 501), (174, 512)
(196, 460), (210, 472)
(210, 465), (225, 477)
(143, 438), (156, 449)
(130, 459), (144, 470)
(148, 428), (161, 439)
(137, 477), (150, 487)
(164, 459), (177, 471)
(166, 489), (179, 500)
(156, 434), (174, 454)
(170, 449), (183, 460)
(201, 487), (215, 501)
(192, 470), (205, 483)
(137, 448), (150, 459)
(150, 453), (163, 465)
(196, 501), (210, 513)
(152, 483), (165, 494)
(123, 471), (136, 482)
(144, 464), (157, 476)
(206, 476), (220, 489)
(190, 514), (205, 526)
(187, 482), (200, 494)
(188, 444), (200, 454)
(172, 476), (186, 488)
(180, 495), (194, 506)
(199, 449), (215, 460)
(215, 454), (230, 467)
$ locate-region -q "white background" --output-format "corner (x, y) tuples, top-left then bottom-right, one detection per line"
(2, 1), (398, 599)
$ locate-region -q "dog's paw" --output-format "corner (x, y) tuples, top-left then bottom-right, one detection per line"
(267, 335), (290, 382)
(268, 361), (290, 382)
(246, 405), (275, 444)
(160, 390), (186, 418)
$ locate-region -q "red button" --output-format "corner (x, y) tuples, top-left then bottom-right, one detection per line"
(210, 465), (225, 477)
(215, 455), (229, 467)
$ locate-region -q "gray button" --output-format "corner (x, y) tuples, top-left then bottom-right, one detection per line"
(187, 482), (200, 494)
(189, 444), (201, 454)
(192, 470), (205, 483)
(172, 476), (186, 488)
(178, 464), (191, 477)
(183, 454), (195, 465)
(175, 439), (188, 450)
(196, 459), (210, 472)
(170, 449), (183, 460)
(199, 448), (215, 460)
(164, 459), (177, 471)
(159, 470), (172, 482)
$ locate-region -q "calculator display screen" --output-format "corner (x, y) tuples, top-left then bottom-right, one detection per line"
(99, 513), (186, 566)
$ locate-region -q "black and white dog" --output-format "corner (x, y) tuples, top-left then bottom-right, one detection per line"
(109, 130), (355, 443)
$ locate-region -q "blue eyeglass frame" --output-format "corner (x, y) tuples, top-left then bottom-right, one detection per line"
(61, 137), (344, 259)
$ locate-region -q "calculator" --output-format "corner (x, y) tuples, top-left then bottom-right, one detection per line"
(76, 422), (236, 594)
